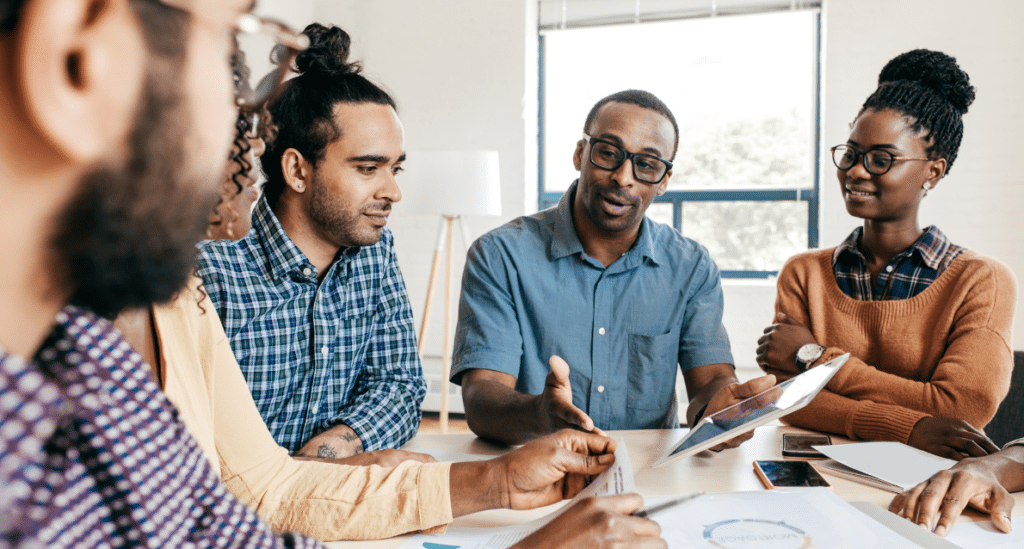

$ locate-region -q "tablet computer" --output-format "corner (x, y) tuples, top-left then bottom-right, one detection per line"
(652, 353), (849, 467)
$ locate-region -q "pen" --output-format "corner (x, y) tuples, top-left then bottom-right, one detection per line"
(631, 491), (705, 518)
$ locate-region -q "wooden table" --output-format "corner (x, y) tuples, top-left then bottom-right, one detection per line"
(324, 426), (1024, 547)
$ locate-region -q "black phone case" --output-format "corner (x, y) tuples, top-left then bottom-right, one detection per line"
(781, 434), (831, 458)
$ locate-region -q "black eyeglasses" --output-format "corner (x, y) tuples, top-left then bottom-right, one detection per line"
(155, 0), (309, 109)
(583, 134), (673, 184)
(830, 144), (931, 176)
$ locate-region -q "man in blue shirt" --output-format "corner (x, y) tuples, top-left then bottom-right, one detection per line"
(454, 90), (775, 444)
(198, 24), (425, 461)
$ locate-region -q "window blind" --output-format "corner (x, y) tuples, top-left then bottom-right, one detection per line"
(539, 0), (821, 31)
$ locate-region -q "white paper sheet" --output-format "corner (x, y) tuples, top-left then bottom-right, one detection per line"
(944, 518), (1024, 549)
(814, 441), (956, 491)
(653, 489), (922, 548)
(396, 439), (635, 549)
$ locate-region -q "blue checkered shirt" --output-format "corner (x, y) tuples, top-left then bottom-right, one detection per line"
(197, 197), (425, 453)
(832, 225), (964, 301)
(0, 306), (320, 547)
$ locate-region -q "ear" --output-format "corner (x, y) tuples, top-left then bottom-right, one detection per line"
(655, 170), (671, 196)
(923, 157), (947, 191)
(18, 0), (147, 163)
(572, 140), (585, 171)
(281, 148), (312, 193)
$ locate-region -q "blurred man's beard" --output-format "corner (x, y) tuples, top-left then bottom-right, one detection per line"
(54, 64), (220, 319)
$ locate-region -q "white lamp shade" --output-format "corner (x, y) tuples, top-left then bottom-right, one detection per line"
(400, 150), (502, 216)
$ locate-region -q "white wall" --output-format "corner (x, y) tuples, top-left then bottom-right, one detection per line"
(265, 0), (1024, 407)
(254, 0), (315, 35)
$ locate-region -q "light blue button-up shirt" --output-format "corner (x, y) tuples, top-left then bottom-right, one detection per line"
(452, 182), (733, 429)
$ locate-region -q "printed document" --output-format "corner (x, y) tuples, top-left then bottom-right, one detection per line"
(396, 439), (635, 549)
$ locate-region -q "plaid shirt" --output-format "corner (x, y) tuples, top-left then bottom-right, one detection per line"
(0, 306), (321, 548)
(197, 197), (425, 453)
(832, 225), (964, 301)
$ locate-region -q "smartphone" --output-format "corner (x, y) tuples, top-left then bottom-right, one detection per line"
(781, 433), (832, 459)
(753, 460), (831, 489)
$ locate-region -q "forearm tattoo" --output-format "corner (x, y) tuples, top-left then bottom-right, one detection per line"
(339, 430), (363, 454)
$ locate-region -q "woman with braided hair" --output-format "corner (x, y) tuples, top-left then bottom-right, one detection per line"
(756, 49), (1017, 460)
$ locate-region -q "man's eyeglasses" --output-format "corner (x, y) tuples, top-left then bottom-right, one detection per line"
(583, 134), (672, 185)
(830, 144), (931, 176)
(155, 0), (309, 109)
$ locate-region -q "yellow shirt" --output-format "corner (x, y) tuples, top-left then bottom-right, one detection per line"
(151, 283), (452, 540)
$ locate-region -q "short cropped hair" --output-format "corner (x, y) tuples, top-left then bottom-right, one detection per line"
(583, 89), (679, 160)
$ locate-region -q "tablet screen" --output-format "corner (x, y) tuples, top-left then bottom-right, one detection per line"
(655, 353), (849, 465)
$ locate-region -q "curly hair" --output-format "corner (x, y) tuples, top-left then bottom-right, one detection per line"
(207, 45), (277, 240)
(858, 49), (975, 173)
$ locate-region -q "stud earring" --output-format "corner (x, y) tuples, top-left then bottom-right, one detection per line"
(296, 183), (305, 191)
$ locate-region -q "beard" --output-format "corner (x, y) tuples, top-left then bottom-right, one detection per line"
(306, 170), (389, 249)
(53, 53), (220, 319)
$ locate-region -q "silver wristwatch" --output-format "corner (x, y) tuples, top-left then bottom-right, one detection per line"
(795, 343), (825, 372)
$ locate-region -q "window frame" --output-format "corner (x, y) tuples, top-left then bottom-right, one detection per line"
(537, 10), (822, 279)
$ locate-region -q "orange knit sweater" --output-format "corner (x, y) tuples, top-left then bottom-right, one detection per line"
(773, 248), (1017, 443)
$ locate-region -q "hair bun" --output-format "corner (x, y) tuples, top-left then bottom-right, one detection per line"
(878, 49), (975, 114)
(294, 23), (361, 78)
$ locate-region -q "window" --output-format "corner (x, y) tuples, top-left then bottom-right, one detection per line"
(539, 5), (821, 277)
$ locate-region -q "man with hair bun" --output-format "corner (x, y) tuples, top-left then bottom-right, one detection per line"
(757, 49), (1016, 460)
(454, 89), (777, 445)
(200, 23), (426, 462)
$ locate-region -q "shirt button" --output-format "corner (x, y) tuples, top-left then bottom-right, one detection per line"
(597, 385), (605, 393)
(885, 265), (894, 273)
(312, 404), (320, 414)
(303, 267), (312, 276)
(598, 327), (606, 335)
(321, 346), (329, 355)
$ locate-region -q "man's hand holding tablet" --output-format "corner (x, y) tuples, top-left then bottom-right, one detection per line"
(653, 354), (850, 467)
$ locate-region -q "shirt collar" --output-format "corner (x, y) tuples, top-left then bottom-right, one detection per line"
(251, 195), (317, 280)
(832, 226), (865, 266)
(548, 180), (660, 268)
(911, 225), (951, 270)
(832, 225), (950, 270)
(549, 181), (585, 260)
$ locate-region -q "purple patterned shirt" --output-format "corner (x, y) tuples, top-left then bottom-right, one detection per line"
(0, 306), (324, 548)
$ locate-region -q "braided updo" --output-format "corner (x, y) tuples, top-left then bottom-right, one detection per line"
(860, 49), (975, 173)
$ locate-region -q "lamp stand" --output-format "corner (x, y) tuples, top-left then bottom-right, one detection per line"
(417, 215), (471, 433)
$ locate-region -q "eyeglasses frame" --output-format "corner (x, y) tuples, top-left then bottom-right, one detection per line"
(830, 144), (932, 176)
(582, 134), (673, 185)
(152, 0), (309, 109)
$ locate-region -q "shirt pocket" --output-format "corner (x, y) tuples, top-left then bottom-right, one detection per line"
(626, 330), (678, 412)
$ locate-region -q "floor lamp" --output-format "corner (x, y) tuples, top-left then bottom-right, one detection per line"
(401, 150), (501, 432)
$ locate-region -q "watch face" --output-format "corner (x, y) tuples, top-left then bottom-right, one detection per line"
(797, 344), (822, 362)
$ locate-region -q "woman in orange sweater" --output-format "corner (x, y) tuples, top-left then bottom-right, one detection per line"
(756, 49), (1017, 460)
